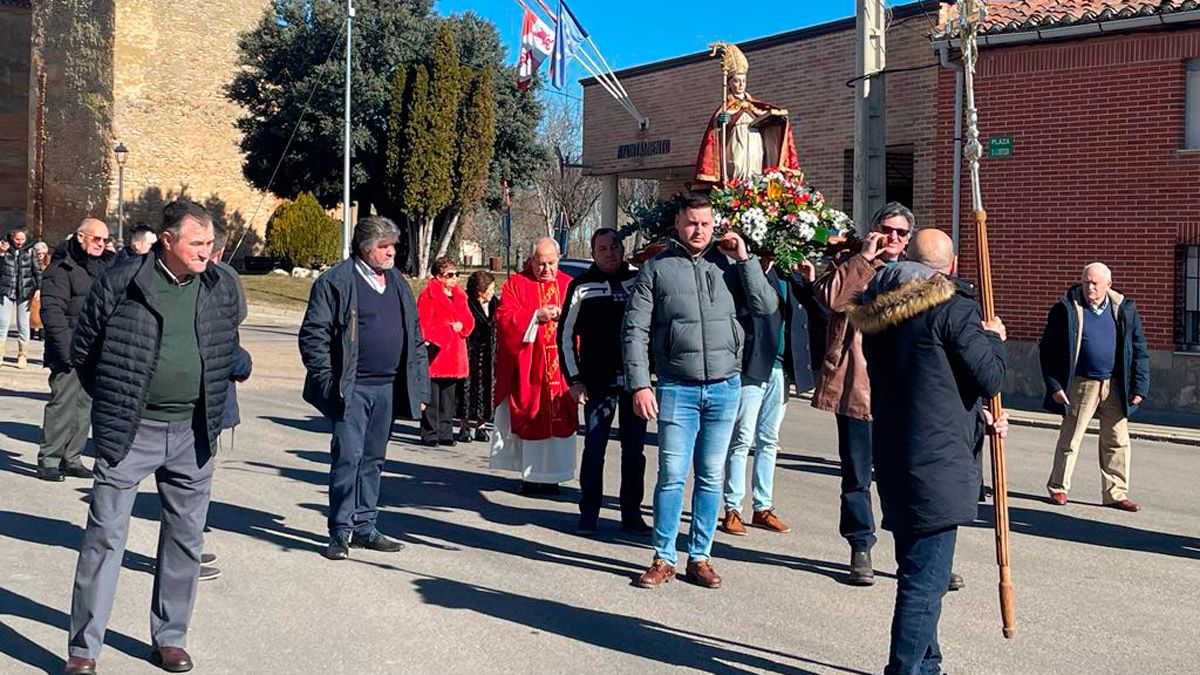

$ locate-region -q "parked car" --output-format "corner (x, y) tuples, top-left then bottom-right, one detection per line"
(558, 258), (591, 278)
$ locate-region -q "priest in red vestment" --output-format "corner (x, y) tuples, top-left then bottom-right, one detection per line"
(490, 237), (578, 494)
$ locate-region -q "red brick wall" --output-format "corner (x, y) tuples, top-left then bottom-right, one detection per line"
(934, 28), (1200, 350)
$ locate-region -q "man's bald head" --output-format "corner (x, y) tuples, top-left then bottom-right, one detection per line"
(75, 218), (110, 258)
(907, 228), (955, 274)
(529, 237), (560, 281)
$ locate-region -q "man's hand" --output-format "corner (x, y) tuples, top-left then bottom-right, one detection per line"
(1052, 389), (1070, 407)
(981, 407), (1010, 439)
(633, 387), (658, 421)
(982, 317), (1007, 342)
(420, 403), (427, 412)
(536, 305), (561, 324)
(570, 382), (588, 404)
(1130, 394), (1143, 406)
(450, 321), (463, 333)
(717, 232), (750, 262)
(798, 259), (816, 283)
(860, 232), (888, 262)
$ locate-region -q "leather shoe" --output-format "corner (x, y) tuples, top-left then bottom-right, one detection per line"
(350, 529), (405, 552)
(718, 510), (747, 536)
(1108, 498), (1141, 512)
(684, 559), (722, 589)
(60, 463), (93, 479)
(847, 549), (875, 586)
(621, 517), (652, 535)
(948, 572), (965, 591)
(634, 559), (675, 588)
(1049, 492), (1067, 506)
(323, 534), (350, 560)
(151, 646), (193, 672)
(37, 466), (65, 482)
(751, 509), (791, 533)
(575, 516), (598, 536)
(63, 656), (96, 675)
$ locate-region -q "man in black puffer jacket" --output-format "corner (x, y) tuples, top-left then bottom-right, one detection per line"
(63, 200), (243, 675)
(37, 219), (114, 481)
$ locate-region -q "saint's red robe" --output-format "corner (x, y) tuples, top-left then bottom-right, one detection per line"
(694, 93), (800, 186)
(493, 269), (578, 441)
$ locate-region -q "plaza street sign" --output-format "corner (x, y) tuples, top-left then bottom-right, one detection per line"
(988, 135), (1014, 158)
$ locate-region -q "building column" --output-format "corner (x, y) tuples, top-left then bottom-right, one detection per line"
(600, 174), (618, 232)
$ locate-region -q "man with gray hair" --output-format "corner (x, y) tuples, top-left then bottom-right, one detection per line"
(300, 216), (430, 560)
(1040, 261), (1149, 512)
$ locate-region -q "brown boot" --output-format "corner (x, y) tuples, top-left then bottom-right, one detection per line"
(718, 509), (747, 536)
(634, 559), (675, 588)
(15, 343), (27, 369)
(751, 508), (791, 533)
(684, 559), (722, 588)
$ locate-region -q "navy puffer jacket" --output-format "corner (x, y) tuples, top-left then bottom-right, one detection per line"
(72, 251), (245, 465)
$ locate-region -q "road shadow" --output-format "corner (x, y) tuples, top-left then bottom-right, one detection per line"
(0, 586), (152, 674)
(775, 451), (844, 478)
(127, 492), (328, 555)
(972, 502), (1200, 560)
(0, 420), (42, 445)
(1, 448), (39, 478)
(260, 415), (328, 435)
(412, 576), (871, 674)
(0, 386), (50, 403)
(0, 510), (156, 574)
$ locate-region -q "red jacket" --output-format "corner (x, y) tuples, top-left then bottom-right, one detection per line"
(418, 280), (475, 379)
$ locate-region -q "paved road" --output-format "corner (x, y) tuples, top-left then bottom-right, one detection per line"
(1, 317), (1197, 674)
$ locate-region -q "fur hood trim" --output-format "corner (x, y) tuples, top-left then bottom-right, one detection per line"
(848, 275), (957, 335)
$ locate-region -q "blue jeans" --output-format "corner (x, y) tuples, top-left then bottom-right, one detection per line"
(724, 365), (786, 512)
(652, 375), (741, 566)
(328, 380), (394, 538)
(0, 296), (31, 347)
(886, 527), (958, 675)
(836, 414), (877, 551)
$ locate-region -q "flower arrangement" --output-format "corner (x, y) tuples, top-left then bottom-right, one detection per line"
(709, 167), (853, 268)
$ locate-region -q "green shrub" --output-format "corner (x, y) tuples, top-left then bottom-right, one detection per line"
(265, 192), (340, 268)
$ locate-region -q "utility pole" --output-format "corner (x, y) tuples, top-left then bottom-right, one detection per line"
(342, 0), (355, 260)
(853, 0), (887, 234)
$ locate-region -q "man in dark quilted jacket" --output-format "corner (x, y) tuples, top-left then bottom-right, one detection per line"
(64, 200), (243, 675)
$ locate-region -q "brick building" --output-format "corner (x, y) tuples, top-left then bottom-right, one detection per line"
(581, 0), (1200, 420)
(0, 0), (277, 244)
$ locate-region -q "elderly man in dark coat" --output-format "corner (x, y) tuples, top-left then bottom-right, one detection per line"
(849, 229), (1008, 675)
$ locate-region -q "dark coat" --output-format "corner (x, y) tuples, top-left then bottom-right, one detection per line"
(0, 244), (42, 302)
(221, 346), (253, 430)
(459, 295), (497, 422)
(849, 264), (1006, 535)
(71, 251), (245, 466)
(40, 238), (115, 372)
(298, 257), (430, 421)
(1038, 285), (1150, 418)
(559, 262), (639, 390)
(739, 267), (818, 393)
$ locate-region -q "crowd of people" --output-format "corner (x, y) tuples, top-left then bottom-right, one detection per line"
(4, 192), (1150, 675)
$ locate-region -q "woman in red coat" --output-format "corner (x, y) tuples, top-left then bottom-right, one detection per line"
(417, 257), (475, 446)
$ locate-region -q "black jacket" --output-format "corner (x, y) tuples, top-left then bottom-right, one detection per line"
(559, 262), (638, 390)
(739, 267), (819, 393)
(0, 244), (42, 303)
(71, 251), (245, 466)
(40, 238), (114, 372)
(298, 257), (430, 421)
(1038, 285), (1149, 417)
(849, 263), (1006, 535)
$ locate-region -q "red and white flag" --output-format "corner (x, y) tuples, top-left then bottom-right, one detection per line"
(516, 8), (555, 91)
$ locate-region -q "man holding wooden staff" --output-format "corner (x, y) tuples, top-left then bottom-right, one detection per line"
(849, 229), (1008, 674)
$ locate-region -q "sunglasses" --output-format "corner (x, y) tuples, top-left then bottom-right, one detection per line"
(82, 234), (111, 243)
(879, 225), (910, 238)
(440, 270), (459, 278)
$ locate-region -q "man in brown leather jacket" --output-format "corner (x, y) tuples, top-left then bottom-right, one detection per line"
(812, 202), (912, 585)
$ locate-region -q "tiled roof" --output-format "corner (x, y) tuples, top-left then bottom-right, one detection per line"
(945, 1), (1200, 36)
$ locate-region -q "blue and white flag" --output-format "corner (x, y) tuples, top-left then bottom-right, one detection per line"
(549, 0), (585, 90)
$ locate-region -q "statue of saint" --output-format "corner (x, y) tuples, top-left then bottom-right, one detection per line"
(695, 43), (799, 186)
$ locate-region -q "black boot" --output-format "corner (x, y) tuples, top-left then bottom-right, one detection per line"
(847, 548), (875, 586)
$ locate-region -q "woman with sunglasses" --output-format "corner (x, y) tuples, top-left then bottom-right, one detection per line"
(417, 257), (475, 447)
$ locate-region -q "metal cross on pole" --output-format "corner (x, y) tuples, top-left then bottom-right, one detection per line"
(957, 0), (1016, 640)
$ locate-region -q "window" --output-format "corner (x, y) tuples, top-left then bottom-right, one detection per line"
(1187, 59), (1200, 150)
(1180, 246), (1200, 350)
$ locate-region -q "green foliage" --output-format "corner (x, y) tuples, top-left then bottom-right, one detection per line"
(454, 67), (497, 208)
(264, 192), (341, 268)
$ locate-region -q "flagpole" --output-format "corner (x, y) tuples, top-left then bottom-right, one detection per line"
(342, 0), (354, 261)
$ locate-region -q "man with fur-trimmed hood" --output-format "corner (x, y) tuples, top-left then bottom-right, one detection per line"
(848, 229), (1008, 675)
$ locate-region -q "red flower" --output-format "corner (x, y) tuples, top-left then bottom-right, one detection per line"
(732, 198), (741, 209)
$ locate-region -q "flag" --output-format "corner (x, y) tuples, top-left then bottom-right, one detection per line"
(549, 0), (584, 90)
(516, 8), (554, 91)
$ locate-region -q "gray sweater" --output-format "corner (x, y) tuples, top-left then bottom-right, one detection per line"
(622, 238), (778, 390)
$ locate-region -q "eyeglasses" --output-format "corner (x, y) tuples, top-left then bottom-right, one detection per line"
(81, 234), (111, 243)
(879, 225), (910, 238)
(440, 270), (459, 278)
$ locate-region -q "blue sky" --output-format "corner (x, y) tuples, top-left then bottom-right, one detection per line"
(435, 0), (859, 95)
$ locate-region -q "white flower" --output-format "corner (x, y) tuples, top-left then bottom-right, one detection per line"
(739, 207), (770, 244)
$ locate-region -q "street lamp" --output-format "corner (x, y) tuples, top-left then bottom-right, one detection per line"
(114, 142), (128, 246)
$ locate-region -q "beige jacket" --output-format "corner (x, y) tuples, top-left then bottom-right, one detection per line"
(811, 252), (883, 420)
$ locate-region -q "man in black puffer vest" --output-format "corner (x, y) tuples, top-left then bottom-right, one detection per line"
(64, 200), (243, 675)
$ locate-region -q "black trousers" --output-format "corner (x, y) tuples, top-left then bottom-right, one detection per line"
(421, 378), (460, 443)
(578, 384), (647, 524)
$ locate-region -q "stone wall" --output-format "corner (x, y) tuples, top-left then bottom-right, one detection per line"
(0, 2), (31, 231)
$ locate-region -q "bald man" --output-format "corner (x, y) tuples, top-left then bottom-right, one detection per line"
(1040, 262), (1149, 512)
(37, 219), (114, 481)
(849, 227), (1008, 674)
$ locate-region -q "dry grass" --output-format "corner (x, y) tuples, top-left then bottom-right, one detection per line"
(239, 274), (314, 310)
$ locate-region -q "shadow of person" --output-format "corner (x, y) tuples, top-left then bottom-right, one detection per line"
(0, 586), (150, 674)
(1, 448), (40, 478)
(127, 492), (328, 554)
(708, 539), (898, 584)
(972, 502), (1200, 560)
(0, 420), (43, 445)
(0, 386), (51, 403)
(411, 576), (871, 674)
(774, 451), (845, 478)
(0, 510), (156, 574)
(259, 415), (329, 435)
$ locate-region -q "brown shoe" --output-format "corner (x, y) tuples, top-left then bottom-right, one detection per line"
(63, 657), (97, 675)
(1049, 492), (1067, 506)
(634, 559), (675, 588)
(1108, 499), (1141, 512)
(152, 646), (193, 672)
(718, 510), (747, 536)
(685, 559), (722, 588)
(751, 509), (791, 533)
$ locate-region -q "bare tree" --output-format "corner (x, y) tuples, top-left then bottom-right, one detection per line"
(531, 101), (601, 249)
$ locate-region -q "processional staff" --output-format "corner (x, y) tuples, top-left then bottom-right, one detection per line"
(957, 0), (1016, 639)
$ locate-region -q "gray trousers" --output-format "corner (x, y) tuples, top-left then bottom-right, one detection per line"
(68, 418), (215, 659)
(38, 369), (92, 469)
